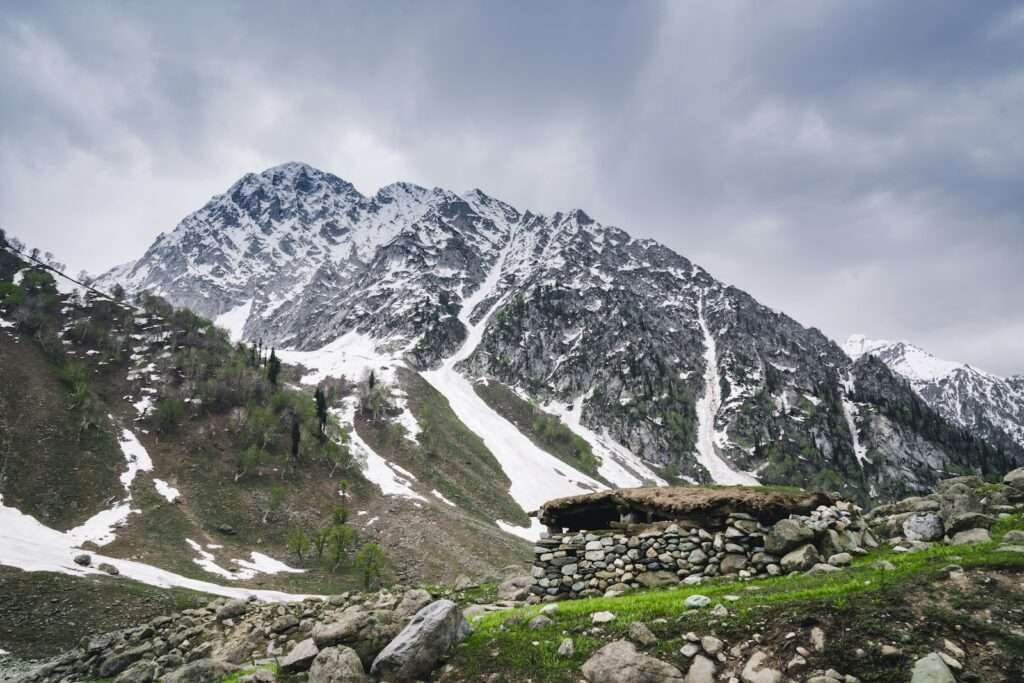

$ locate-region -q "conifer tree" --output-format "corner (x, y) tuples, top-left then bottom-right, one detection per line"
(314, 386), (328, 437)
(267, 348), (281, 385)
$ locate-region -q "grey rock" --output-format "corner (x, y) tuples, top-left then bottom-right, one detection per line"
(828, 552), (853, 567)
(581, 640), (685, 682)
(684, 595), (710, 608)
(98, 562), (120, 576)
(1003, 467), (1024, 489)
(271, 614), (299, 633)
(558, 637), (575, 657)
(369, 599), (471, 682)
(163, 659), (239, 683)
(73, 553), (91, 566)
(528, 614), (553, 630)
(1002, 529), (1024, 543)
(684, 654), (716, 683)
(313, 608), (401, 668)
(950, 528), (991, 545)
(216, 599), (248, 621)
(780, 544), (820, 572)
(497, 576), (532, 602)
(239, 671), (277, 683)
(902, 512), (944, 542)
(765, 519), (814, 555)
(309, 646), (368, 683)
(636, 570), (677, 588)
(114, 660), (157, 683)
(280, 638), (319, 673)
(945, 512), (996, 534)
(740, 651), (782, 683)
(395, 589), (433, 619)
(909, 652), (956, 683)
(627, 621), (658, 647)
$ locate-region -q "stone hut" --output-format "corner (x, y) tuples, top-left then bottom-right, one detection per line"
(529, 486), (873, 600)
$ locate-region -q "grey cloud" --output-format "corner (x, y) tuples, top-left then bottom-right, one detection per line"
(1, 1), (1021, 374)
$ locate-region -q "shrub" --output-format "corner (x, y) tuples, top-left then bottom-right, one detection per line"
(354, 543), (388, 589)
(152, 398), (186, 434)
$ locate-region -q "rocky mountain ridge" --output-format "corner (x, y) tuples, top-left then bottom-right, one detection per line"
(844, 335), (1024, 457)
(96, 163), (1023, 504)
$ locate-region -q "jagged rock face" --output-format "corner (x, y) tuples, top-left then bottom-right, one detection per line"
(97, 163), (1023, 501)
(845, 335), (1024, 455)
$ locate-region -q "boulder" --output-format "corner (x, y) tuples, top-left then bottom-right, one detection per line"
(395, 589), (433, 619)
(98, 562), (121, 576)
(950, 528), (991, 545)
(627, 622), (658, 647)
(684, 654), (716, 683)
(163, 659), (239, 683)
(581, 640), (685, 682)
(719, 554), (748, 574)
(113, 660), (157, 683)
(73, 553), (92, 566)
(910, 652), (956, 683)
(98, 645), (150, 678)
(780, 544), (820, 572)
(945, 512), (996, 534)
(765, 519), (814, 555)
(902, 512), (944, 542)
(280, 638), (320, 673)
(636, 570), (678, 588)
(557, 637), (575, 657)
(1003, 529), (1024, 544)
(369, 599), (471, 682)
(740, 651), (782, 683)
(309, 646), (368, 683)
(313, 608), (401, 669)
(497, 576), (532, 602)
(1004, 467), (1024, 489)
(271, 614), (299, 633)
(216, 599), (248, 621)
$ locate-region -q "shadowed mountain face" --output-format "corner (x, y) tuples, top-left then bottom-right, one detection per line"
(99, 163), (1023, 502)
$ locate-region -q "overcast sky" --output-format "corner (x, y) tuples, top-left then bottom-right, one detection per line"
(2, 2), (1022, 375)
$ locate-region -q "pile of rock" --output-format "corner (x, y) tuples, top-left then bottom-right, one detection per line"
(15, 588), (471, 683)
(531, 502), (875, 600)
(866, 468), (1024, 551)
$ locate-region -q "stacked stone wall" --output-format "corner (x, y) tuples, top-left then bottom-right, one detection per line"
(531, 502), (873, 599)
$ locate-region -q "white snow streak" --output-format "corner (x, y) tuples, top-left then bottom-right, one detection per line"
(423, 235), (603, 540)
(694, 295), (759, 485)
(153, 479), (181, 503)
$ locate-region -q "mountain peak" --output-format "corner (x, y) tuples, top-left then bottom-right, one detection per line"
(844, 334), (964, 382)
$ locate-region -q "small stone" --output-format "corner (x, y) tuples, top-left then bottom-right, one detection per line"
(810, 627), (825, 652)
(628, 621), (658, 647)
(591, 611), (616, 624)
(73, 553), (91, 566)
(740, 651), (782, 683)
(685, 654), (716, 683)
(827, 553), (852, 567)
(684, 595), (711, 608)
(910, 652), (956, 683)
(528, 615), (553, 630)
(880, 644), (901, 658)
(98, 562), (120, 575)
(700, 636), (723, 655)
(950, 528), (991, 545)
(710, 604), (729, 618)
(785, 654), (806, 671)
(937, 652), (962, 670)
(681, 643), (701, 658)
(942, 639), (965, 659)
(557, 637), (575, 657)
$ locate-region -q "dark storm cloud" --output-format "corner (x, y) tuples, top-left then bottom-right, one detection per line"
(1, 1), (1021, 374)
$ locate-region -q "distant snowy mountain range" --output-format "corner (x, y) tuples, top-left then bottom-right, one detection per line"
(844, 335), (1024, 455)
(96, 162), (1022, 511)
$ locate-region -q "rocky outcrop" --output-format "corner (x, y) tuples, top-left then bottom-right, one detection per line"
(13, 588), (470, 683)
(581, 640), (685, 682)
(370, 600), (471, 681)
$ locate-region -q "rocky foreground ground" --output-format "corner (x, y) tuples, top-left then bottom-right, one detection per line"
(3, 469), (1024, 683)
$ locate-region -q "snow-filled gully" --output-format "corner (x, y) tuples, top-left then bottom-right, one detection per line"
(422, 235), (603, 541)
(694, 294), (760, 485)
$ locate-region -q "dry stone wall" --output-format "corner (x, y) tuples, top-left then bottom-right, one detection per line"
(531, 502), (875, 600)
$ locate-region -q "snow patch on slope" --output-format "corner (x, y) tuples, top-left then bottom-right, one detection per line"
(694, 295), (759, 485)
(215, 299), (253, 342)
(423, 234), (604, 539)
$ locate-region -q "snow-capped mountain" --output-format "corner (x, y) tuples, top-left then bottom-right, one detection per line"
(98, 163), (1022, 504)
(844, 335), (1024, 455)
